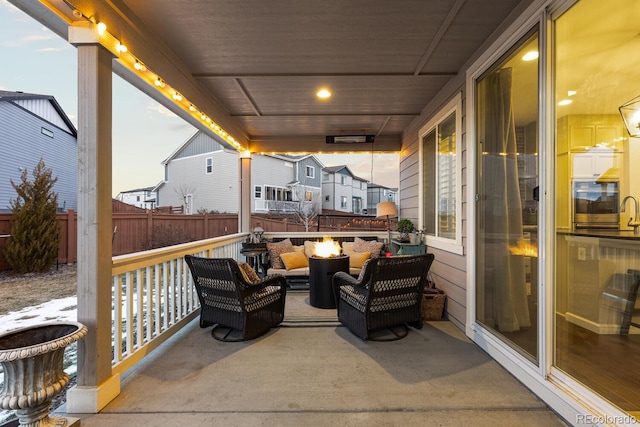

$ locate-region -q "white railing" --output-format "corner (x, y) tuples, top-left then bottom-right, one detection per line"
(110, 233), (247, 375)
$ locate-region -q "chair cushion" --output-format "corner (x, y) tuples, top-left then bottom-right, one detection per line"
(267, 238), (294, 269)
(353, 237), (384, 258)
(349, 251), (371, 268)
(280, 251), (309, 270)
(237, 261), (260, 283)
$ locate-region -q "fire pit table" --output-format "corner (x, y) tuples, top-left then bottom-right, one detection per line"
(309, 255), (349, 309)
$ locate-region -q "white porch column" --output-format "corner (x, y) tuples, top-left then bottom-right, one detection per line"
(66, 42), (120, 413)
(239, 152), (252, 233)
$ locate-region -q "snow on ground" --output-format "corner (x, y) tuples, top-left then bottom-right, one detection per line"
(0, 296), (78, 333)
(0, 296), (79, 424)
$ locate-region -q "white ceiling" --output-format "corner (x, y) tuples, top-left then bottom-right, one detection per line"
(13, 0), (532, 152)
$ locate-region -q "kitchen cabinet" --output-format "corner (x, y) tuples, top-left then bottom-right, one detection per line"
(571, 150), (621, 180)
(557, 114), (625, 153)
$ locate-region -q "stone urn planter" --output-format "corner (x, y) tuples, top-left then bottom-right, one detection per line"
(0, 321), (88, 427)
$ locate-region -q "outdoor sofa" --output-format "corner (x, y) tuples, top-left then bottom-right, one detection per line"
(265, 236), (384, 281)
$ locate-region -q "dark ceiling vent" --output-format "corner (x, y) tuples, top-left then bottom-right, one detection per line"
(326, 135), (375, 144)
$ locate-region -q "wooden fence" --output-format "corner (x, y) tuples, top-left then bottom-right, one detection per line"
(0, 209), (388, 271)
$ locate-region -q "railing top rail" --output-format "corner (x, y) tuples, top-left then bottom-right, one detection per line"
(112, 233), (248, 274)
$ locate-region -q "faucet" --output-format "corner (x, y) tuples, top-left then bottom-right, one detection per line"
(620, 195), (640, 235)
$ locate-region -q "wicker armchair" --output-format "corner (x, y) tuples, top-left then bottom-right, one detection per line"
(184, 255), (287, 341)
(332, 254), (435, 340)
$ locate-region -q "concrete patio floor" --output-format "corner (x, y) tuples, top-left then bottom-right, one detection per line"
(60, 292), (568, 426)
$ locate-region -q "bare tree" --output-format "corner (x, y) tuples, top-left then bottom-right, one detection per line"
(174, 184), (196, 213)
(292, 185), (320, 231)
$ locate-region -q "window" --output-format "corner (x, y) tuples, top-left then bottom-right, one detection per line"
(136, 196), (140, 202)
(305, 191), (312, 201)
(325, 195), (330, 201)
(340, 175), (347, 185)
(340, 196), (347, 209)
(323, 172), (330, 182)
(264, 185), (292, 201)
(254, 185), (262, 199)
(419, 93), (462, 253)
(205, 157), (213, 174)
(305, 165), (315, 179)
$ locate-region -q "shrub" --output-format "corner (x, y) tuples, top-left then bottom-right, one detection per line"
(4, 159), (60, 273)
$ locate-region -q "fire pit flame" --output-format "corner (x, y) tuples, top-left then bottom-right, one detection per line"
(509, 239), (538, 257)
(313, 236), (341, 258)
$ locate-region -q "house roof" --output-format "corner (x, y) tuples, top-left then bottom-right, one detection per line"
(0, 90), (77, 137)
(323, 165), (368, 183)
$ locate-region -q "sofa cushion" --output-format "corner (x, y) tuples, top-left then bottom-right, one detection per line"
(353, 237), (384, 258)
(280, 251), (309, 270)
(349, 251), (371, 268)
(303, 241), (318, 258)
(341, 241), (355, 256)
(267, 238), (294, 269)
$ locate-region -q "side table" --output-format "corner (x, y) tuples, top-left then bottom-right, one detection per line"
(240, 248), (268, 277)
(391, 240), (427, 256)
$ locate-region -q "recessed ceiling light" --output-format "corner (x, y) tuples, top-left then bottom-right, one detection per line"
(522, 51), (539, 61)
(558, 99), (573, 106)
(317, 89), (331, 99)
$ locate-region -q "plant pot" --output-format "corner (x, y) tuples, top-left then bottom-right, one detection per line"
(0, 321), (88, 427)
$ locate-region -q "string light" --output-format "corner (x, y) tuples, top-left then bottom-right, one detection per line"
(75, 13), (245, 151)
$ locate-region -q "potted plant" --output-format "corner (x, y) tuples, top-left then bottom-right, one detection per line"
(396, 218), (415, 242)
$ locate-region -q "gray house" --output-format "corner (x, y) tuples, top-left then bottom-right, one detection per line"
(0, 91), (77, 213)
(321, 165), (368, 214)
(156, 131), (323, 214)
(366, 183), (398, 217)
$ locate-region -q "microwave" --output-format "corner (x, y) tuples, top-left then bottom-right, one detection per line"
(572, 180), (620, 229)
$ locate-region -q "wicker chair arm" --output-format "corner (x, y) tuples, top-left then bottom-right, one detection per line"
(332, 271), (362, 287)
(239, 273), (287, 296)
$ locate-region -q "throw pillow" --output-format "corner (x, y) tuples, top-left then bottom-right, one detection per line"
(341, 241), (355, 257)
(304, 240), (318, 258)
(237, 261), (260, 283)
(267, 238), (294, 269)
(280, 251), (309, 270)
(349, 251), (371, 268)
(353, 237), (384, 258)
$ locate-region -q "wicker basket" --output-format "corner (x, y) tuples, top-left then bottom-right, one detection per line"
(422, 288), (446, 321)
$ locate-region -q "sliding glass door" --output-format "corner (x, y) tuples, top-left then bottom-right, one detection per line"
(475, 29), (540, 361)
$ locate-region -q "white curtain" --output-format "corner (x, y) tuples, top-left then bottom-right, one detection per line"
(477, 68), (530, 332)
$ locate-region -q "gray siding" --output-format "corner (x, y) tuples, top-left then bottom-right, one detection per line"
(13, 99), (74, 134)
(159, 150), (238, 213)
(296, 156), (322, 188)
(400, 77), (468, 331)
(172, 132), (224, 160)
(0, 101), (77, 212)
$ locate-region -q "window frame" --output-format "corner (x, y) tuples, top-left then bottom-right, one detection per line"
(340, 196), (347, 209)
(305, 165), (315, 179)
(254, 185), (262, 199)
(418, 92), (464, 255)
(205, 157), (213, 174)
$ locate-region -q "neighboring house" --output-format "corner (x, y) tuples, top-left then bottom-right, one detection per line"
(366, 183), (398, 217)
(115, 186), (157, 210)
(321, 165), (368, 214)
(156, 131), (323, 214)
(0, 90), (77, 213)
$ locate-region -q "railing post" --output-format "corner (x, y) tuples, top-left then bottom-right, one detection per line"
(67, 208), (76, 263)
(147, 209), (153, 249)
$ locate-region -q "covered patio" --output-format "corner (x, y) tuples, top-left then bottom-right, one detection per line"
(62, 293), (565, 426)
(4, 0), (595, 425)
